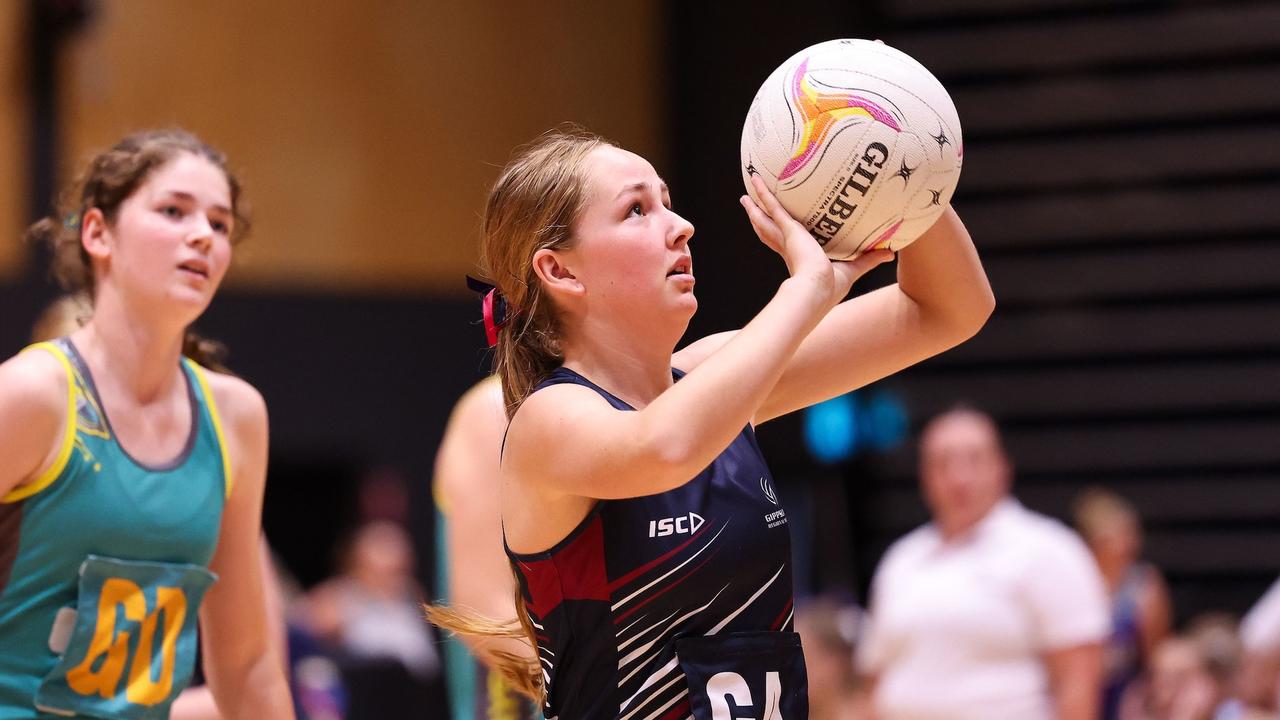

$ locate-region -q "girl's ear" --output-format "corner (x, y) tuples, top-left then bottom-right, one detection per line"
(80, 208), (112, 263)
(532, 248), (584, 299)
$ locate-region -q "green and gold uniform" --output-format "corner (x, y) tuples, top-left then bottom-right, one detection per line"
(0, 339), (230, 720)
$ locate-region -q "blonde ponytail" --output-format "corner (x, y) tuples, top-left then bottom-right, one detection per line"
(478, 125), (609, 415)
(424, 581), (544, 702)
(426, 126), (610, 703)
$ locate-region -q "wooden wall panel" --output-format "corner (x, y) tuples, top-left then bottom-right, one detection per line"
(56, 0), (665, 293)
(0, 3), (24, 279)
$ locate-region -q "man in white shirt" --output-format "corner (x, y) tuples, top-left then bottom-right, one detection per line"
(858, 406), (1109, 720)
(1239, 576), (1280, 711)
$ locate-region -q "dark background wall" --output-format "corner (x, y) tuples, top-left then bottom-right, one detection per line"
(662, 0), (1280, 620)
(881, 0), (1280, 621)
(2, 0), (1278, 623)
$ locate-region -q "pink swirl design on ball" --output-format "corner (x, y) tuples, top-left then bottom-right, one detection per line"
(868, 219), (904, 251)
(779, 58), (902, 182)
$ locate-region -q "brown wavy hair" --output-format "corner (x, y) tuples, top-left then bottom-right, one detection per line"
(25, 128), (248, 370)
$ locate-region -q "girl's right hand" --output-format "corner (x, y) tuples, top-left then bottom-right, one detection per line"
(740, 174), (892, 308)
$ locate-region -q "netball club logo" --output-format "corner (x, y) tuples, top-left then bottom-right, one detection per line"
(649, 512), (705, 538)
(760, 477), (778, 505)
(761, 478), (788, 530)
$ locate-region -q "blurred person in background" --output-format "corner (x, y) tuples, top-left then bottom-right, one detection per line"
(1075, 487), (1173, 720)
(794, 597), (872, 720)
(859, 406), (1109, 720)
(1185, 615), (1252, 720)
(432, 376), (538, 719)
(0, 130), (293, 719)
(1238, 576), (1280, 713)
(305, 520), (444, 718)
(1119, 634), (1220, 720)
(1120, 616), (1268, 720)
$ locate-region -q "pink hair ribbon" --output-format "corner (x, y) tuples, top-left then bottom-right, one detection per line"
(466, 276), (514, 348)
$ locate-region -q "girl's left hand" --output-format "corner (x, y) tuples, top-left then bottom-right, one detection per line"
(742, 176), (894, 307)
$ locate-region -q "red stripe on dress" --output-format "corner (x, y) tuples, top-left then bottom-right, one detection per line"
(659, 699), (691, 720)
(770, 598), (794, 631)
(613, 547), (721, 626)
(516, 557), (564, 620)
(555, 513), (610, 602)
(516, 514), (611, 618)
(608, 519), (715, 594)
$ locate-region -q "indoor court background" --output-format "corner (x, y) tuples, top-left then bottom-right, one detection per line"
(1, 0), (1278, 658)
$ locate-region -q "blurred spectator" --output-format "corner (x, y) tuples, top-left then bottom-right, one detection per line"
(271, 549), (347, 720)
(858, 406), (1109, 720)
(358, 466), (411, 527)
(1119, 635), (1219, 720)
(305, 521), (445, 719)
(1120, 616), (1268, 720)
(1188, 614), (1246, 715)
(1075, 487), (1173, 719)
(1239, 577), (1280, 712)
(794, 597), (872, 720)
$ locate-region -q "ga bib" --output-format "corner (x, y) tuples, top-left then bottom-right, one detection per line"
(676, 631), (808, 720)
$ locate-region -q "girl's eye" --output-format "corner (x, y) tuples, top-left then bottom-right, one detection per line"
(211, 220), (230, 235)
(161, 205), (183, 219)
(628, 202), (644, 218)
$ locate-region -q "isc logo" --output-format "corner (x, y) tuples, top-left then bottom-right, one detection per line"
(648, 512), (704, 538)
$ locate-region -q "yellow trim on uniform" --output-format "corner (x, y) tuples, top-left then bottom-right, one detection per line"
(187, 361), (234, 500)
(433, 476), (451, 516)
(2, 343), (77, 503)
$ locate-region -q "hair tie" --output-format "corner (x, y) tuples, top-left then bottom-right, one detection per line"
(466, 276), (515, 348)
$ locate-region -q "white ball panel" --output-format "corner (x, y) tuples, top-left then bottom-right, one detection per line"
(741, 38), (963, 258)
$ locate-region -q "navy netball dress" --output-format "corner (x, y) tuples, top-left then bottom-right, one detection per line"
(506, 368), (808, 720)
